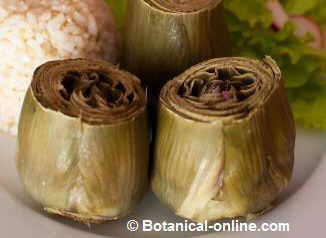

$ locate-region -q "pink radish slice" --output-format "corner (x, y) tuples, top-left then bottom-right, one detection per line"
(290, 15), (323, 49)
(266, 0), (289, 30)
(322, 27), (326, 49)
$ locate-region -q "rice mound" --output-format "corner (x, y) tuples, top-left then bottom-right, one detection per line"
(0, 0), (118, 135)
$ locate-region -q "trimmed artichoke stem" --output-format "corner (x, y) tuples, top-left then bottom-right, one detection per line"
(152, 57), (295, 222)
(16, 59), (149, 223)
(121, 0), (230, 90)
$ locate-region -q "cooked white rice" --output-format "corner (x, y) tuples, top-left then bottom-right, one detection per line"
(0, 0), (118, 135)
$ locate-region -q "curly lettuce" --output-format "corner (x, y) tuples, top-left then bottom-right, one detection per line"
(224, 0), (326, 130)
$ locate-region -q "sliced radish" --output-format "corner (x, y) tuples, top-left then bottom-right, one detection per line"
(322, 27), (326, 49)
(290, 15), (323, 49)
(266, 0), (289, 30)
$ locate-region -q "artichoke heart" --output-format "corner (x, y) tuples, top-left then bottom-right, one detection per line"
(121, 0), (230, 89)
(16, 59), (149, 223)
(152, 57), (295, 222)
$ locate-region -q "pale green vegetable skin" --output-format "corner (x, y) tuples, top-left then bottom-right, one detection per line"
(121, 0), (230, 88)
(16, 60), (149, 223)
(152, 57), (295, 222)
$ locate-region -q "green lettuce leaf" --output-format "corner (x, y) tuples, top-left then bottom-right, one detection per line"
(224, 0), (272, 27)
(224, 0), (326, 130)
(310, 3), (326, 23)
(282, 0), (320, 15)
(289, 82), (326, 130)
(105, 0), (127, 28)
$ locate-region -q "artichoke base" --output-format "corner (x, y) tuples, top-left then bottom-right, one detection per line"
(44, 207), (120, 224)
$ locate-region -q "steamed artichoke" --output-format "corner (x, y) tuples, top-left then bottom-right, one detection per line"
(16, 59), (149, 223)
(121, 0), (230, 89)
(152, 56), (295, 222)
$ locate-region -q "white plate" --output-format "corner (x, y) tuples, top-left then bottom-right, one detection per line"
(0, 128), (325, 237)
